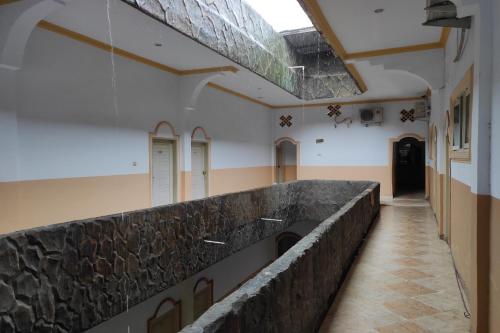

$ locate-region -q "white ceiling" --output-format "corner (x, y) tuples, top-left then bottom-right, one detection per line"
(43, 0), (429, 107)
(317, 0), (442, 53)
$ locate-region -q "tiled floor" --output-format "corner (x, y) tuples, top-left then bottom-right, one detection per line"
(318, 196), (470, 333)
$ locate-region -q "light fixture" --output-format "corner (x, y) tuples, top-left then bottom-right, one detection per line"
(374, 8), (384, 14)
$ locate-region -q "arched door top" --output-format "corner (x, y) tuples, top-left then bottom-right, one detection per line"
(394, 133), (425, 142)
(152, 121), (178, 139)
(275, 137), (299, 146)
(191, 126), (210, 141)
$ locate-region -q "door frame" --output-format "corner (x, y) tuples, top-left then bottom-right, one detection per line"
(388, 133), (426, 198)
(444, 110), (452, 243)
(149, 121), (180, 206)
(274, 137), (300, 183)
(191, 127), (211, 197)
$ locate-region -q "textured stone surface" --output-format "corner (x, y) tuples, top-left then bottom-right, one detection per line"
(120, 0), (361, 100)
(0, 180), (376, 332)
(181, 182), (380, 333)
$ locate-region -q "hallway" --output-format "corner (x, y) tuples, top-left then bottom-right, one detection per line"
(319, 200), (470, 333)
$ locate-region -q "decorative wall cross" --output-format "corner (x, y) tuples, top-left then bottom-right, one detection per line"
(400, 109), (416, 122)
(280, 115), (293, 127)
(327, 104), (342, 118)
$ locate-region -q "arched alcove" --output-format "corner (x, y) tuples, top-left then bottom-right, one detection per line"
(150, 121), (180, 207)
(275, 232), (302, 258)
(390, 134), (426, 198)
(275, 137), (300, 183)
(147, 297), (181, 333)
(191, 126), (211, 199)
(193, 277), (214, 321)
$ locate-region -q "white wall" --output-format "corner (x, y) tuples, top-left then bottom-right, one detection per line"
(4, 26), (272, 183)
(191, 87), (272, 171)
(491, 0), (500, 200)
(440, 5), (493, 196)
(273, 101), (427, 167)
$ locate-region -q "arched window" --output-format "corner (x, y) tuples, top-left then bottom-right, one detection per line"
(148, 297), (181, 333)
(193, 277), (214, 320)
(275, 232), (301, 258)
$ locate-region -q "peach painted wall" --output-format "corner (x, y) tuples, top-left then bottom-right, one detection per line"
(450, 178), (474, 296)
(211, 167), (273, 196)
(0, 174), (150, 234)
(300, 166), (391, 197)
(490, 196), (500, 332)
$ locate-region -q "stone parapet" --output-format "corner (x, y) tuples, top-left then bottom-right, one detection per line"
(0, 180), (377, 332)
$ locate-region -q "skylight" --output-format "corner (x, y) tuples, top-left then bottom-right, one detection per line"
(244, 0), (314, 32)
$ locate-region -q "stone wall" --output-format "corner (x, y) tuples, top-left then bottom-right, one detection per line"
(121, 0), (361, 99)
(180, 182), (380, 333)
(0, 180), (374, 332)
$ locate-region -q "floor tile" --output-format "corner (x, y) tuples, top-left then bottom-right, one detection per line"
(317, 197), (471, 332)
(385, 281), (437, 297)
(376, 321), (431, 333)
(383, 298), (439, 319)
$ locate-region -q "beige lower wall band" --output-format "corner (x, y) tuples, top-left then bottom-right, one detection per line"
(490, 196), (500, 332)
(299, 165), (392, 197)
(0, 167), (275, 234)
(211, 166), (273, 196)
(0, 174), (150, 235)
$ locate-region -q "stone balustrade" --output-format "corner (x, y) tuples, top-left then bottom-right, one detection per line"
(0, 180), (378, 332)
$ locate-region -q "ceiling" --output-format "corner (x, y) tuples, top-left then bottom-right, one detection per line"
(42, 0), (430, 107)
(317, 0), (442, 53)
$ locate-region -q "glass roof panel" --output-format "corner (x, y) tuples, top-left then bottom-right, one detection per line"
(244, 0), (314, 32)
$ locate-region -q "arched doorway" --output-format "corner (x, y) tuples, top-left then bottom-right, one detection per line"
(191, 127), (211, 200)
(275, 232), (301, 258)
(393, 136), (426, 197)
(150, 121), (180, 207)
(275, 138), (299, 183)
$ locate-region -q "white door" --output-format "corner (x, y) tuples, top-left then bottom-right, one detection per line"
(152, 139), (174, 206)
(191, 143), (207, 199)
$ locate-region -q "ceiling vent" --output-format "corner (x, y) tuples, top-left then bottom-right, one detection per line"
(423, 0), (471, 29)
(360, 108), (383, 127)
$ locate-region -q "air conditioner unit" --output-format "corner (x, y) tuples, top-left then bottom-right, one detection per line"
(414, 101), (430, 120)
(360, 108), (383, 127)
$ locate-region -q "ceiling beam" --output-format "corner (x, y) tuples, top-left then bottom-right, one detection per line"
(344, 42), (443, 60)
(35, 20), (425, 110)
(38, 20), (239, 76)
(300, 0), (367, 93)
(272, 96), (425, 109)
(302, 0), (450, 62)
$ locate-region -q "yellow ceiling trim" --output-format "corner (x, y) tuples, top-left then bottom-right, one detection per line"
(38, 20), (182, 75)
(344, 42), (443, 60)
(302, 0), (449, 61)
(37, 21), (239, 76)
(439, 27), (451, 47)
(345, 64), (367, 93)
(300, 0), (367, 93)
(206, 83), (274, 108)
(0, 0), (19, 5)
(179, 66), (239, 76)
(272, 96), (425, 109)
(344, 27), (450, 60)
(35, 20), (422, 110)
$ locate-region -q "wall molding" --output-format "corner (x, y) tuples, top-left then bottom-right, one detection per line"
(36, 20), (427, 110)
(273, 96), (425, 109)
(301, 0), (450, 63)
(300, 0), (367, 93)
